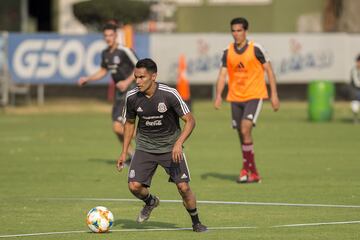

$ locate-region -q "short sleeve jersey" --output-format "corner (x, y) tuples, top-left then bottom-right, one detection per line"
(221, 40), (269, 68)
(221, 40), (270, 102)
(123, 83), (190, 153)
(350, 66), (360, 89)
(101, 45), (138, 100)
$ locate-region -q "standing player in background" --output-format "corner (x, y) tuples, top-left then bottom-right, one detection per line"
(78, 23), (138, 164)
(350, 54), (360, 123)
(214, 17), (280, 184)
(117, 58), (207, 232)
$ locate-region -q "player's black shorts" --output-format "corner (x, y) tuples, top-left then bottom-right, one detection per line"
(352, 88), (360, 101)
(112, 83), (137, 122)
(231, 99), (263, 129)
(128, 150), (191, 187)
(112, 99), (125, 122)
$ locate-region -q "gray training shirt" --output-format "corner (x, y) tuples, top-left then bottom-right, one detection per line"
(123, 83), (190, 153)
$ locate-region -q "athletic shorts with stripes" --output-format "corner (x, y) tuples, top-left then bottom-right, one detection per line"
(112, 99), (125, 122)
(231, 99), (263, 129)
(128, 150), (191, 187)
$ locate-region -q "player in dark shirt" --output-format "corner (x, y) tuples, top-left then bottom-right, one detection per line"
(78, 23), (137, 163)
(117, 58), (207, 232)
(350, 54), (360, 123)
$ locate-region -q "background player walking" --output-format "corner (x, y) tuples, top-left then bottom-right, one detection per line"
(214, 17), (280, 184)
(78, 23), (138, 164)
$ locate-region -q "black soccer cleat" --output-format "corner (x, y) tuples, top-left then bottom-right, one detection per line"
(192, 223), (208, 232)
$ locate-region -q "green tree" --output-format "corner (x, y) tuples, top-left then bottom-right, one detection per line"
(73, 0), (151, 31)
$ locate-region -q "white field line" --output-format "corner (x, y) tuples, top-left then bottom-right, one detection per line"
(0, 230), (87, 238)
(42, 197), (360, 209)
(0, 226), (255, 238)
(1, 221), (359, 238)
(0, 136), (31, 142)
(272, 220), (360, 228)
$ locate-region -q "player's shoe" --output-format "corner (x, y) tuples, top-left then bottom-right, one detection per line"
(136, 196), (160, 223)
(247, 173), (261, 183)
(236, 169), (249, 183)
(192, 223), (208, 232)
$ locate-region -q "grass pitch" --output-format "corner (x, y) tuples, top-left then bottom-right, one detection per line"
(0, 100), (359, 239)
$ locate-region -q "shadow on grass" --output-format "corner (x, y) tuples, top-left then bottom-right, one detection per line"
(201, 172), (238, 182)
(88, 158), (115, 165)
(337, 117), (358, 124)
(114, 218), (178, 229)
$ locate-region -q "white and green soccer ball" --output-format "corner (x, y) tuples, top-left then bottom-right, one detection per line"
(86, 206), (114, 233)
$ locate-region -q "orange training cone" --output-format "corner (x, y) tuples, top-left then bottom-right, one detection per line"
(123, 24), (134, 48)
(176, 54), (191, 110)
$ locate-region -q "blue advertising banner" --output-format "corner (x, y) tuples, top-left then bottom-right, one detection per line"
(134, 33), (150, 60)
(8, 33), (150, 84)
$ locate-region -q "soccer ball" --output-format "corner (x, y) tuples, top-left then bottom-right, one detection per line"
(86, 206), (114, 233)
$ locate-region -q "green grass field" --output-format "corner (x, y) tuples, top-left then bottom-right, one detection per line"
(0, 100), (359, 239)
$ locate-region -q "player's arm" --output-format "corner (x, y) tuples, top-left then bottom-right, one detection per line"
(117, 119), (135, 171)
(255, 43), (280, 112)
(116, 70), (135, 92)
(78, 67), (107, 86)
(214, 50), (228, 109)
(263, 62), (280, 111)
(116, 47), (138, 91)
(172, 113), (196, 163)
(214, 67), (228, 109)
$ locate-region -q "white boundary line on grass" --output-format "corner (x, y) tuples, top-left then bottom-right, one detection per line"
(273, 220), (360, 228)
(43, 197), (360, 209)
(0, 226), (255, 238)
(1, 221), (360, 238)
(0, 136), (31, 142)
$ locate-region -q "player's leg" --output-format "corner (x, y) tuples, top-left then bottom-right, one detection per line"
(231, 102), (249, 182)
(112, 100), (134, 165)
(160, 152), (207, 232)
(351, 89), (360, 123)
(127, 150), (159, 223)
(238, 99), (263, 183)
(351, 100), (359, 124)
(176, 182), (207, 232)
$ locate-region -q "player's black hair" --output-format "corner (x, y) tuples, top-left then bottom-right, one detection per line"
(136, 58), (158, 73)
(356, 54), (360, 62)
(102, 23), (117, 32)
(230, 17), (249, 30)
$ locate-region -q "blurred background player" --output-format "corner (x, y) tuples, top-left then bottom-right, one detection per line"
(117, 58), (207, 232)
(350, 54), (360, 123)
(214, 17), (280, 184)
(78, 23), (138, 164)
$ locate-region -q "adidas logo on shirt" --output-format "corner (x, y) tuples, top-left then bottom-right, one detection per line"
(137, 107), (143, 112)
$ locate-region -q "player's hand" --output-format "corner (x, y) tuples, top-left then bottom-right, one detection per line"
(214, 96), (222, 109)
(271, 94), (280, 112)
(172, 142), (183, 163)
(116, 81), (129, 92)
(116, 152), (127, 171)
(78, 77), (88, 86)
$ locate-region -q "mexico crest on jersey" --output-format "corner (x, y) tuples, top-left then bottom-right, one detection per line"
(157, 102), (167, 113)
(113, 56), (120, 64)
